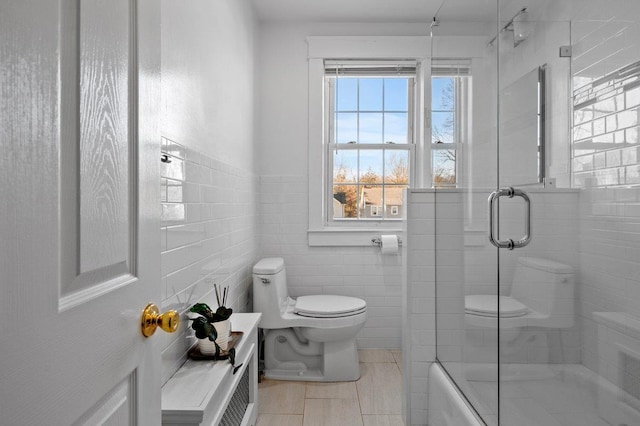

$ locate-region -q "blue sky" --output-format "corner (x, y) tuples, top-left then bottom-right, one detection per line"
(333, 76), (455, 181)
(335, 78), (409, 144)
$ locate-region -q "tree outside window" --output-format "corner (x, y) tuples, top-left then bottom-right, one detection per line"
(432, 76), (457, 187)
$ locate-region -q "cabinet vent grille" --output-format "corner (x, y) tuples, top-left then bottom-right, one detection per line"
(220, 367), (250, 426)
(621, 351), (640, 403)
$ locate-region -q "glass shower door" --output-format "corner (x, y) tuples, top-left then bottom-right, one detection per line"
(434, 1), (640, 425)
(495, 1), (640, 425)
(432, 1), (501, 424)
(495, 3), (577, 425)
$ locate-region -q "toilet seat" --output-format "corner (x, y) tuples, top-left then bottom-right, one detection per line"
(294, 295), (367, 318)
(465, 295), (528, 318)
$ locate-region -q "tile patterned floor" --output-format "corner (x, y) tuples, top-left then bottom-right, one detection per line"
(257, 350), (404, 426)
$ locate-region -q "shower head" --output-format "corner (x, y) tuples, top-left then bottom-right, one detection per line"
(487, 7), (531, 48)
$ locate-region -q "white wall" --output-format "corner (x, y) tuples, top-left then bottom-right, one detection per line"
(162, 0), (256, 169)
(159, 0), (259, 383)
(256, 22), (434, 349)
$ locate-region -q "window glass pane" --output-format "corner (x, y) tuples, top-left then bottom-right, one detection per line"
(336, 113), (358, 144)
(385, 151), (409, 184)
(432, 111), (455, 144)
(326, 71), (417, 221)
(359, 150), (383, 183)
(360, 185), (383, 218)
(359, 78), (383, 111)
(333, 150), (357, 183)
(384, 79), (408, 111)
(432, 77), (455, 111)
(359, 113), (383, 143)
(432, 149), (456, 187)
(336, 78), (358, 111)
(332, 184), (358, 218)
(384, 185), (406, 218)
(384, 112), (408, 144)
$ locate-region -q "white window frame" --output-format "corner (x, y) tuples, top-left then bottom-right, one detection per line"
(306, 36), (430, 246)
(431, 61), (470, 188)
(325, 68), (416, 224)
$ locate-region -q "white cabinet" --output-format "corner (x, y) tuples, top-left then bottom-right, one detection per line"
(162, 313), (261, 426)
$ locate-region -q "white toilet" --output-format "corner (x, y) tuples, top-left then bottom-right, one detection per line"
(252, 257), (367, 382)
(464, 257), (574, 379)
(466, 257), (574, 330)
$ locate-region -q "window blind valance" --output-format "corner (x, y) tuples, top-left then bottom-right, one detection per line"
(324, 60), (418, 76)
(431, 59), (471, 76)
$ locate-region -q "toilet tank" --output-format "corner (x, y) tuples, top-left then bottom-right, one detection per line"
(511, 257), (574, 327)
(252, 257), (289, 329)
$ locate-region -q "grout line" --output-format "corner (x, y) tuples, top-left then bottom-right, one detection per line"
(302, 381), (308, 426)
(355, 362), (365, 424)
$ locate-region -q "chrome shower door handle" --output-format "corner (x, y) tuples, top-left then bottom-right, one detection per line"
(488, 187), (532, 250)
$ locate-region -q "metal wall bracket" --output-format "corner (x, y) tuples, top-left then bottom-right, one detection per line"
(559, 46), (572, 57)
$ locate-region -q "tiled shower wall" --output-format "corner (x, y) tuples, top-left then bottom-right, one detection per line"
(259, 175), (404, 349)
(159, 137), (259, 384)
(571, 14), (640, 376)
(579, 187), (640, 372)
(572, 20), (640, 189)
(403, 190), (436, 426)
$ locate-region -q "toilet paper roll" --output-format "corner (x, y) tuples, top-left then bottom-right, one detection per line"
(380, 234), (399, 255)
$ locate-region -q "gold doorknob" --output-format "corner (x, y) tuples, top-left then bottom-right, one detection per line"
(141, 303), (179, 337)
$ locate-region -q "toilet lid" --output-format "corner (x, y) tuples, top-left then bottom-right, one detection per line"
(465, 295), (528, 318)
(294, 295), (367, 318)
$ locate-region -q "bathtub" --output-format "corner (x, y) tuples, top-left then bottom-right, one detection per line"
(428, 362), (484, 426)
(428, 360), (640, 426)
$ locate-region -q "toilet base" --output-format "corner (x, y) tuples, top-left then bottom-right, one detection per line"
(264, 329), (361, 382)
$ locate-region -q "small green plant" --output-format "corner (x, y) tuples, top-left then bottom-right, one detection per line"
(189, 302), (233, 342)
(189, 287), (241, 371)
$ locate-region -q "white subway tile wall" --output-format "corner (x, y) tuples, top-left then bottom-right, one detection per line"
(580, 187), (640, 374)
(259, 175), (404, 350)
(572, 20), (640, 189)
(572, 18), (640, 388)
(159, 137), (259, 384)
(404, 190), (436, 426)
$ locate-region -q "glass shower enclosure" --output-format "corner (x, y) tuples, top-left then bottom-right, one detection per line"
(432, 0), (640, 425)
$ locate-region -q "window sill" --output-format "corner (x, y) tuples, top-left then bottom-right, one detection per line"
(308, 227), (404, 247)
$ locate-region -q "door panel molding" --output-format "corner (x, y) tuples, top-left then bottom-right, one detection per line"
(59, 0), (139, 310)
(72, 372), (137, 426)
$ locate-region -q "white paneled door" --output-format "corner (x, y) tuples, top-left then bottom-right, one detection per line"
(1, 0), (162, 424)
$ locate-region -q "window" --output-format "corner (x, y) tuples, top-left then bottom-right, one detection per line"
(325, 62), (416, 222)
(306, 36), (429, 246)
(431, 62), (470, 187)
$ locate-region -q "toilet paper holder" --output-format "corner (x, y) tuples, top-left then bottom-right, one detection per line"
(371, 236), (403, 247)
